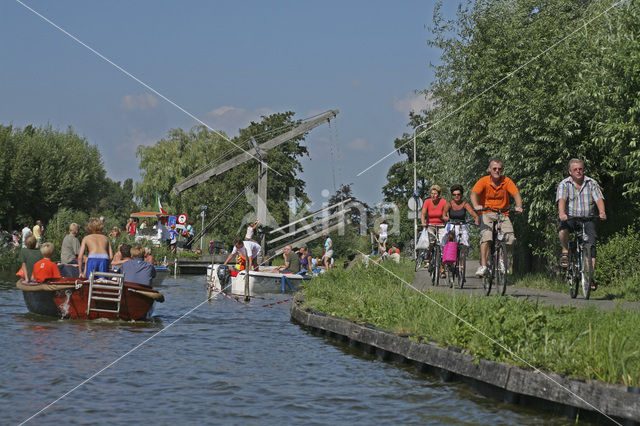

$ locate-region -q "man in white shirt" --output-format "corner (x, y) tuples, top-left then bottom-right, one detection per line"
(224, 238), (262, 271)
(21, 223), (32, 248)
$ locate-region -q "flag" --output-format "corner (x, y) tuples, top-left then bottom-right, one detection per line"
(155, 193), (167, 214)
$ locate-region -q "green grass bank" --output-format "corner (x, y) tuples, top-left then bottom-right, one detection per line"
(300, 261), (640, 387)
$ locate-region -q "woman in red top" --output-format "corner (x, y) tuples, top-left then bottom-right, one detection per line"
(421, 185), (450, 278)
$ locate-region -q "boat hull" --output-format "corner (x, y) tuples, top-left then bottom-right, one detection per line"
(206, 264), (308, 296)
(18, 278), (164, 321)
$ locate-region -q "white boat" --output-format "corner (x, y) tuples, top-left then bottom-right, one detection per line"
(206, 264), (309, 296)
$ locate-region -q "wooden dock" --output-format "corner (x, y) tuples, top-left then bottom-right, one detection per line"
(173, 255), (227, 275)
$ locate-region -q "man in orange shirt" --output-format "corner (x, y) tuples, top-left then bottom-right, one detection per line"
(471, 157), (523, 277)
(32, 242), (62, 282)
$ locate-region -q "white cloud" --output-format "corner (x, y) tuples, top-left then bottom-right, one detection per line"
(393, 91), (436, 115)
(347, 137), (369, 152)
(203, 105), (274, 136)
(120, 93), (159, 111)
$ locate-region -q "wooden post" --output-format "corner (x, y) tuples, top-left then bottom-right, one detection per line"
(244, 270), (250, 301)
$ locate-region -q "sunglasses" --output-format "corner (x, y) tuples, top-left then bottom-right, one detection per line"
(452, 192), (462, 196)
(491, 167), (503, 171)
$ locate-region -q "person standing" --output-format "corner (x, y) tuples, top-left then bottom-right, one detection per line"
(245, 220), (259, 241)
(378, 219), (388, 247)
(556, 158), (606, 277)
(471, 157), (523, 277)
(78, 218), (113, 278)
(60, 223), (82, 264)
(21, 223), (32, 248)
(32, 220), (44, 248)
(322, 233), (333, 269)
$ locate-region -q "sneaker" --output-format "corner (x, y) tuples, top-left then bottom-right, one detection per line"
(475, 265), (488, 277)
(498, 260), (506, 274)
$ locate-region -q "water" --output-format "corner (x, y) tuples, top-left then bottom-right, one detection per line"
(0, 271), (575, 425)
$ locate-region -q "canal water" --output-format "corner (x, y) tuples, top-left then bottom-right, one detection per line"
(1, 272), (577, 425)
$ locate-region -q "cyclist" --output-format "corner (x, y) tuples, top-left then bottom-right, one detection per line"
(471, 157), (523, 277)
(556, 159), (606, 284)
(421, 184), (450, 278)
(442, 184), (479, 247)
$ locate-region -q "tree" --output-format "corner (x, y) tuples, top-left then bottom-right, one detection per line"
(0, 124), (106, 228)
(384, 0), (640, 267)
(135, 112), (312, 245)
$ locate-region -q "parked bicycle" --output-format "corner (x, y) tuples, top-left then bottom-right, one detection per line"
(566, 216), (598, 300)
(478, 207), (514, 296)
(443, 219), (473, 289)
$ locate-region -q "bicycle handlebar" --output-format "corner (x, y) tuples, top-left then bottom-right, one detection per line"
(566, 215), (600, 221)
(476, 207), (521, 214)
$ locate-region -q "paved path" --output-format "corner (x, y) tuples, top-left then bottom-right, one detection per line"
(413, 260), (639, 311)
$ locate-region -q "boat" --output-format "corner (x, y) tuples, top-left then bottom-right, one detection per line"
(17, 271), (164, 320)
(206, 264), (310, 297)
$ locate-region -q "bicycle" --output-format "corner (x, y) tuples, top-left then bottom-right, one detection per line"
(444, 219), (473, 289)
(565, 216), (598, 300)
(478, 208), (514, 296)
(422, 225), (446, 286)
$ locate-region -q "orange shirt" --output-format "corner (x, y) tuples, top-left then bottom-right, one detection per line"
(32, 258), (62, 282)
(472, 175), (519, 212)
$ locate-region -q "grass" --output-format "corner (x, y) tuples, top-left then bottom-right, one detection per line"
(300, 260), (640, 387)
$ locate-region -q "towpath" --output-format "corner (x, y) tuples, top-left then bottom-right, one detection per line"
(413, 259), (638, 311)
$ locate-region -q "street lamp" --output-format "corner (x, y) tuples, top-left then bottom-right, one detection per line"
(412, 123), (429, 258)
(200, 206), (207, 252)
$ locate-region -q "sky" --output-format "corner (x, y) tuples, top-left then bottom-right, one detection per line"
(1, 0), (461, 211)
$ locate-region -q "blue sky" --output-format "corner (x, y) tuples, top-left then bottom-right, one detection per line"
(1, 0), (460, 209)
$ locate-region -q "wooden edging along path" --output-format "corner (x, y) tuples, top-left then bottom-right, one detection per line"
(290, 294), (640, 424)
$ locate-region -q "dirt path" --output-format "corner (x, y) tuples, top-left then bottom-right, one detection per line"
(413, 259), (638, 311)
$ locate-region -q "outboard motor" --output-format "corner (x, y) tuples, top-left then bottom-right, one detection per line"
(217, 264), (231, 289)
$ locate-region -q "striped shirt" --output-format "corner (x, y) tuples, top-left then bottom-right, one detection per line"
(556, 176), (604, 217)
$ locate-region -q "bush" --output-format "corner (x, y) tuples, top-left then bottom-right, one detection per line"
(0, 246), (20, 272)
(595, 221), (640, 286)
(43, 208), (89, 260)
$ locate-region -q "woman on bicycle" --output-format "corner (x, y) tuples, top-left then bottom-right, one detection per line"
(442, 185), (479, 247)
(421, 185), (449, 278)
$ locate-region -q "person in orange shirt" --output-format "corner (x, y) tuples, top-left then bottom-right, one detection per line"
(471, 157), (523, 277)
(32, 242), (62, 282)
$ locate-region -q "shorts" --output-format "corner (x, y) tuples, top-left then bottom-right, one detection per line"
(323, 250), (333, 260)
(479, 212), (515, 245)
(559, 218), (597, 257)
(427, 225), (447, 247)
(441, 223), (470, 247)
(378, 234), (387, 245)
(86, 254), (110, 276)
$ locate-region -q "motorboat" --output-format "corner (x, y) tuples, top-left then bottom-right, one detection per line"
(17, 271), (164, 320)
(206, 264), (310, 297)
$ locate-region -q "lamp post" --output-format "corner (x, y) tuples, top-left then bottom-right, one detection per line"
(200, 206), (207, 252)
(412, 123), (429, 258)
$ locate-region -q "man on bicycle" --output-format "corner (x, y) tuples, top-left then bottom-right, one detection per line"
(557, 158), (606, 276)
(471, 157), (523, 277)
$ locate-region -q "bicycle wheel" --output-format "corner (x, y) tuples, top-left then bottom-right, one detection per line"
(495, 242), (508, 296)
(433, 245), (441, 286)
(447, 263), (455, 288)
(456, 247), (466, 289)
(581, 245), (593, 300)
(415, 249), (423, 272)
(568, 247), (579, 299)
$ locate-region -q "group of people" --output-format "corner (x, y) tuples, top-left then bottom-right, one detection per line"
(373, 220), (401, 263)
(18, 217), (157, 287)
(420, 157), (605, 287)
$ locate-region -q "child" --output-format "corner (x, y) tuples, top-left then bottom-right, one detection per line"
(32, 242), (62, 282)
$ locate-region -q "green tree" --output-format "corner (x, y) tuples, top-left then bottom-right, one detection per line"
(135, 112), (312, 246)
(0, 124), (106, 228)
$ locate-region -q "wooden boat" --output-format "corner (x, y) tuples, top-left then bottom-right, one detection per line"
(206, 264), (309, 297)
(17, 271), (164, 320)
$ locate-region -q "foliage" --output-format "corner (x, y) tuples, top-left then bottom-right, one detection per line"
(302, 262), (640, 386)
(0, 246), (20, 272)
(43, 208), (90, 260)
(384, 0), (640, 270)
(135, 112), (312, 247)
(0, 125), (107, 229)
(593, 221), (640, 286)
